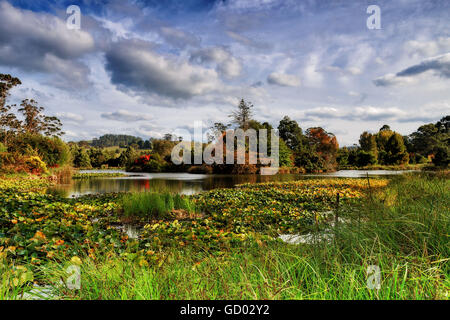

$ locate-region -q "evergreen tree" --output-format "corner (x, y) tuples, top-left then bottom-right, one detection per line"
(229, 99), (253, 129)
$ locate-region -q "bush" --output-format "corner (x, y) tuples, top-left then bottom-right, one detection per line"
(0, 142), (6, 153)
(24, 156), (48, 175)
(8, 133), (70, 166)
(432, 146), (449, 168)
(356, 150), (377, 166)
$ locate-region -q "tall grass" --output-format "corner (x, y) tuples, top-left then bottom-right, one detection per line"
(122, 191), (197, 219)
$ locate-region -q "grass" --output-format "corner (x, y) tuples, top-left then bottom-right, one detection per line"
(2, 173), (446, 300)
(122, 191), (197, 219)
(338, 164), (427, 171)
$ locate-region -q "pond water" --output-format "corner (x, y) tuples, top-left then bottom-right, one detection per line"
(49, 169), (413, 198)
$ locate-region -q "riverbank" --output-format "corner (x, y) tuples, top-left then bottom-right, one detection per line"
(0, 172), (448, 299)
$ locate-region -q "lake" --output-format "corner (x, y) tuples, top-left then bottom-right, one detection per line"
(49, 169), (413, 198)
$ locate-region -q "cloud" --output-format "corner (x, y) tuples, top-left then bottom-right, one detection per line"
(190, 47), (242, 78)
(101, 109), (153, 122)
(396, 53), (450, 78)
(56, 112), (84, 122)
(324, 66), (362, 76)
(404, 37), (450, 57)
(159, 27), (201, 48)
(105, 39), (222, 99)
(225, 31), (272, 50)
(0, 1), (95, 87)
(303, 54), (323, 87)
(267, 72), (301, 87)
(374, 53), (450, 86)
(299, 106), (447, 123)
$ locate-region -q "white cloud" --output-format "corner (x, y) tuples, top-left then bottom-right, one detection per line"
(56, 112), (84, 122)
(267, 72), (301, 87)
(190, 47), (242, 78)
(303, 54), (323, 87)
(404, 37), (450, 57)
(160, 27), (200, 48)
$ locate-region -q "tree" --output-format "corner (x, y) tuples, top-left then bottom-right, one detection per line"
(72, 146), (92, 168)
(357, 150), (377, 166)
(163, 133), (175, 141)
(359, 131), (378, 163)
(278, 116), (305, 152)
(0, 74), (22, 145)
(8, 133), (70, 166)
(207, 122), (230, 143)
(337, 147), (350, 166)
(385, 132), (409, 165)
(18, 99), (63, 137)
(118, 146), (138, 167)
(0, 74), (21, 108)
(279, 139), (293, 167)
(152, 139), (176, 158)
(409, 116), (449, 167)
(433, 146), (449, 167)
(91, 134), (143, 148)
(229, 99), (253, 129)
(88, 148), (108, 168)
(306, 127), (339, 170)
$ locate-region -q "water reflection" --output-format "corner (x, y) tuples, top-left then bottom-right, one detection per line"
(49, 170), (412, 198)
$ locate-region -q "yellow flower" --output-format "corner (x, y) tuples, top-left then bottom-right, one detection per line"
(70, 256), (82, 265)
(33, 231), (46, 241)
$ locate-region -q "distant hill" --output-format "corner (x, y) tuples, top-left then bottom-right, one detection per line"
(90, 134), (150, 149)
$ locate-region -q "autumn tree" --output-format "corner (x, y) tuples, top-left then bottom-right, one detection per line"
(299, 127), (339, 172)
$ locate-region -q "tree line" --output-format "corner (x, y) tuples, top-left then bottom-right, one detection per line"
(1, 73), (448, 174)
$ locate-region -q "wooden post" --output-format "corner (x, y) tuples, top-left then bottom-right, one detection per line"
(335, 192), (340, 228)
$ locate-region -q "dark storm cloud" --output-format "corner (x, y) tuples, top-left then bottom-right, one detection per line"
(104, 39), (221, 100)
(101, 110), (152, 122)
(374, 53), (450, 86)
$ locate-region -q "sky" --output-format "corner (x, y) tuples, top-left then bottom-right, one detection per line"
(0, 0), (449, 146)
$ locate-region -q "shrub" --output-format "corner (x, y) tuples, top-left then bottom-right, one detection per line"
(142, 159), (163, 172)
(8, 133), (70, 166)
(356, 150), (377, 167)
(24, 156), (48, 175)
(432, 146), (449, 168)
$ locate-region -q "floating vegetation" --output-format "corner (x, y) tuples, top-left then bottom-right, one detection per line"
(72, 172), (127, 179)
